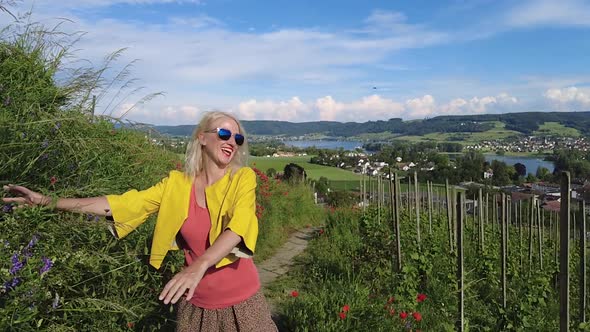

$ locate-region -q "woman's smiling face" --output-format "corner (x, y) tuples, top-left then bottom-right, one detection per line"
(199, 116), (242, 169)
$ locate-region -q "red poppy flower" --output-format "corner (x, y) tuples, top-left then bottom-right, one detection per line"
(126, 322), (134, 328)
(291, 290), (299, 297)
(399, 312), (408, 319)
(387, 296), (395, 304)
(342, 304), (350, 312)
(389, 309), (396, 316)
(50, 176), (57, 185)
(416, 293), (427, 303)
(339, 312), (346, 320)
(413, 312), (422, 322)
(318, 229), (325, 235)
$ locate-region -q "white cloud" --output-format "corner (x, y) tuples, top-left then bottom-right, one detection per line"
(506, 0), (590, 28)
(236, 97), (311, 122)
(124, 93), (513, 125)
(405, 95), (436, 118)
(112, 103), (205, 124)
(30, 0), (202, 9)
(440, 93), (519, 115)
(544, 86), (590, 110)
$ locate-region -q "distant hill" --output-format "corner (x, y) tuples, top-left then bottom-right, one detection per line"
(154, 111), (590, 138)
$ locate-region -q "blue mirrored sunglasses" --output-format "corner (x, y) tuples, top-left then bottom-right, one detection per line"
(206, 128), (245, 146)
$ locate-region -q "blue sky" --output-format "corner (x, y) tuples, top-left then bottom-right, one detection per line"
(2, 0), (590, 124)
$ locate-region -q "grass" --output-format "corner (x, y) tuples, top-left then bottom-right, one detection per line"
(350, 131), (399, 141)
(249, 156), (364, 191)
(249, 156), (363, 181)
(268, 201), (562, 331)
(394, 121), (522, 145)
(534, 122), (581, 137)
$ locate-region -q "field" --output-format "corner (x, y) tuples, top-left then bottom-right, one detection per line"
(534, 122), (581, 137)
(394, 121), (522, 145)
(268, 187), (581, 331)
(249, 156), (364, 191)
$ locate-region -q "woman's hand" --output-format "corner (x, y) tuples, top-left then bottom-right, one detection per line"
(158, 230), (242, 304)
(3, 184), (51, 207)
(159, 260), (208, 304)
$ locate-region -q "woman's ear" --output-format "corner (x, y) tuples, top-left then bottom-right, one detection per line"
(197, 133), (205, 145)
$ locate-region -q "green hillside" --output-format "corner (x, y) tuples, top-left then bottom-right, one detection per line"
(394, 121), (522, 144)
(155, 112), (590, 138)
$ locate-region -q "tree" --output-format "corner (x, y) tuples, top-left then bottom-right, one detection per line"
(283, 163), (306, 183)
(313, 176), (330, 196)
(535, 166), (551, 181)
(491, 160), (512, 186)
(456, 151), (485, 182)
(514, 163), (527, 178)
(266, 168), (277, 178)
(525, 173), (537, 183)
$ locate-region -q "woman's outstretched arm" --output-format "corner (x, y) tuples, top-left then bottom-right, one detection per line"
(2, 184), (112, 216)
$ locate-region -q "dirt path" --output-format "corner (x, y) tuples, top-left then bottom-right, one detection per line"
(257, 226), (319, 287)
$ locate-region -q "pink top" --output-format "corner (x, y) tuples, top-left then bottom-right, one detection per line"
(179, 184), (260, 309)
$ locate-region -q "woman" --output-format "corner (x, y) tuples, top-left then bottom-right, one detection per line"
(3, 111), (278, 331)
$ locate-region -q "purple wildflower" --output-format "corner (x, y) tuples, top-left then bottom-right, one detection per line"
(40, 153), (48, 161)
(2, 204), (12, 213)
(27, 234), (39, 249)
(10, 253), (25, 275)
(3, 96), (10, 107)
(11, 252), (19, 265)
(4, 277), (21, 291)
(41, 139), (49, 149)
(40, 257), (53, 274)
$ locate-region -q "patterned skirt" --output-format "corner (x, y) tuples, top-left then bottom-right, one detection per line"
(176, 291), (278, 332)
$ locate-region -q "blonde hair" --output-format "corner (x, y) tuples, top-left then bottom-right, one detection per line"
(184, 111), (249, 178)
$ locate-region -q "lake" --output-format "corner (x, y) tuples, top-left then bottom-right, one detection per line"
(284, 140), (554, 175)
(284, 140), (364, 151)
(484, 155), (554, 175)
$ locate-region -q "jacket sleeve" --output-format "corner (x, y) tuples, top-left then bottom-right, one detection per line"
(105, 176), (168, 239)
(224, 168), (259, 258)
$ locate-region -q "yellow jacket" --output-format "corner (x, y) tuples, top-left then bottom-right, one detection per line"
(106, 167), (258, 269)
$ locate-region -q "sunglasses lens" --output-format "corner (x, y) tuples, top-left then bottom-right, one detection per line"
(217, 128), (231, 140)
(235, 134), (245, 146)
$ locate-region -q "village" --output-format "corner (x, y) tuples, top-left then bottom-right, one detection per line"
(465, 136), (590, 153)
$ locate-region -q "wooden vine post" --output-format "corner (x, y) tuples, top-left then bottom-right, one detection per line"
(456, 190), (465, 332)
(501, 193), (507, 309)
(580, 200), (587, 324)
(559, 172), (571, 332)
(446, 179), (454, 252)
(479, 188), (484, 252)
(394, 171), (402, 271)
(535, 200), (543, 270)
(414, 171), (421, 246)
(427, 181), (433, 234)
(529, 196), (535, 270)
